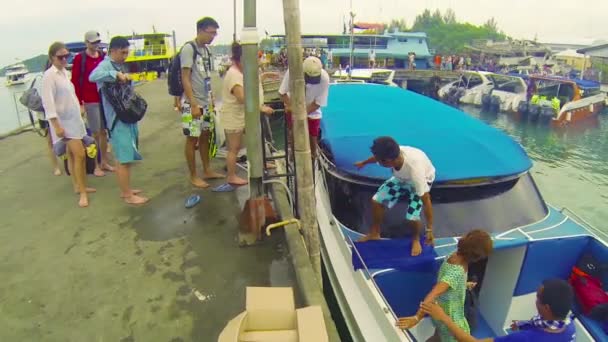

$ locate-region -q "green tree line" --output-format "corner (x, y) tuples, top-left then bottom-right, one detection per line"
(387, 9), (508, 55)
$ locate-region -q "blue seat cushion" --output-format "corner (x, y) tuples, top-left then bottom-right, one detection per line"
(514, 236), (590, 296)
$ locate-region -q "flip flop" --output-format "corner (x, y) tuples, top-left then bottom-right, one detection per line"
(212, 183), (235, 192)
(185, 194), (201, 208)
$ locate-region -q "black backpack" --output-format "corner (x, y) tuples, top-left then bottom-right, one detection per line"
(101, 82), (147, 130)
(167, 41), (211, 96)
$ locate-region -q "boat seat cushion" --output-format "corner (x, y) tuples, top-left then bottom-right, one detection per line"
(296, 306), (329, 342)
(239, 330), (298, 342)
(352, 238), (438, 271)
(246, 287), (296, 331)
(513, 236), (590, 296)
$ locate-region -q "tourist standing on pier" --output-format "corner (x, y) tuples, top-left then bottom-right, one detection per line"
(41, 42), (94, 208)
(179, 17), (224, 188)
(71, 30), (113, 177)
(279, 56), (330, 159)
(90, 37), (149, 205)
(220, 42), (273, 185)
(354, 136), (436, 256)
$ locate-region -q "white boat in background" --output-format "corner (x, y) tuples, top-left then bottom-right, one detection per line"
(332, 68), (398, 87)
(5, 63), (29, 86)
(438, 71), (494, 106)
(480, 74), (528, 113)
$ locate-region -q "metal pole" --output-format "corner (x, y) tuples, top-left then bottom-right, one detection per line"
(282, 0), (322, 283)
(349, 11), (355, 74)
(242, 0), (264, 197)
(233, 0), (237, 41)
(172, 30), (177, 56)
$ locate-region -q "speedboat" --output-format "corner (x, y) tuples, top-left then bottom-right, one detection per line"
(517, 75), (606, 126)
(480, 73), (528, 113)
(5, 63), (29, 86)
(332, 68), (398, 87)
(437, 71), (493, 106)
(316, 83), (608, 341)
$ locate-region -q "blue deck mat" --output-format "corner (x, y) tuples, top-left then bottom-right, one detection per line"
(352, 238), (437, 271)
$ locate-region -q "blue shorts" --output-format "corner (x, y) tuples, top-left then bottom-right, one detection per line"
(110, 121), (142, 164)
(372, 177), (426, 221)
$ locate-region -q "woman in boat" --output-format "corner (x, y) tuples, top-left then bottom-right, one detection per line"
(220, 42), (273, 185)
(397, 229), (493, 342)
(41, 42), (94, 207)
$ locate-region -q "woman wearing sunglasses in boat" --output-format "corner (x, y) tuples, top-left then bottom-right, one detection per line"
(397, 229), (493, 342)
(41, 42), (94, 207)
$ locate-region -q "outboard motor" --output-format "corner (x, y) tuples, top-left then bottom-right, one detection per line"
(490, 96), (501, 113)
(481, 93), (492, 111)
(539, 106), (555, 124)
(517, 101), (529, 114)
(528, 103), (540, 121)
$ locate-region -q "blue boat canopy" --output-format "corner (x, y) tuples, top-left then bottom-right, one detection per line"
(320, 84), (533, 182)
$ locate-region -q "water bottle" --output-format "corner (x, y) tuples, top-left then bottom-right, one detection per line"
(181, 102), (192, 136)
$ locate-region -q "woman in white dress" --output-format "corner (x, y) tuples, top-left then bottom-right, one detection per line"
(41, 42), (94, 207)
(220, 42), (274, 185)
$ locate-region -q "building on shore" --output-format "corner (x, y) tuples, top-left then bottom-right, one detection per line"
(464, 39), (552, 67)
(271, 31), (432, 69)
(577, 43), (608, 83)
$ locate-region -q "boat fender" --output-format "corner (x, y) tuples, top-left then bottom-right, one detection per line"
(528, 104), (540, 118)
(489, 96), (501, 112)
(518, 101), (529, 114)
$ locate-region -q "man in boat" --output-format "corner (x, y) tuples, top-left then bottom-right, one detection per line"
(355, 136), (435, 256)
(179, 17), (224, 188)
(419, 278), (576, 342)
(279, 56), (330, 158)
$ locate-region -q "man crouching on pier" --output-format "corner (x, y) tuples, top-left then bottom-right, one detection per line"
(355, 136), (436, 256)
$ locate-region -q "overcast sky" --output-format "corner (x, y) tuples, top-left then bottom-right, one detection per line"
(1, 0), (606, 67)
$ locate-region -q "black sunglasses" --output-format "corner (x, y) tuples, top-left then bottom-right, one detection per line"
(55, 54), (70, 60)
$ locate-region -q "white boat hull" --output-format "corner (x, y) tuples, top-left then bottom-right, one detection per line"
(316, 166), (413, 342)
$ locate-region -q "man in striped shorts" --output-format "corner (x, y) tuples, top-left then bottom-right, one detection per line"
(355, 136), (436, 256)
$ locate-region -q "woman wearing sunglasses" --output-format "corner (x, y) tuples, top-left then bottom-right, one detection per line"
(41, 42), (94, 207)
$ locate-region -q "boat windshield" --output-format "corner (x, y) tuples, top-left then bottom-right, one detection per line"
(324, 168), (548, 238)
(490, 75), (525, 94)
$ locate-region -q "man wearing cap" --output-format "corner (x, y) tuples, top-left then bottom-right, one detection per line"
(71, 30), (113, 177)
(279, 56), (330, 158)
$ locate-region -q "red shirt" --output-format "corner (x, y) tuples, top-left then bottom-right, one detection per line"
(70, 51), (104, 104)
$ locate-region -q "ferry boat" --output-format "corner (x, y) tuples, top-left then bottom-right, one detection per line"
(316, 82), (608, 341)
(5, 63), (29, 86)
(121, 32), (176, 82)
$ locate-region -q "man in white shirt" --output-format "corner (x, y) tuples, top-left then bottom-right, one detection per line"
(369, 49), (376, 68)
(279, 56), (330, 158)
(355, 136), (436, 256)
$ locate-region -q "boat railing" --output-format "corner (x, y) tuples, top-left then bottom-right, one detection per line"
(301, 43), (389, 50)
(560, 207), (608, 241)
(129, 44), (169, 58)
(347, 234), (401, 323)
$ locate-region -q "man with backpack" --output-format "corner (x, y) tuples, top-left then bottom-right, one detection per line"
(90, 36), (149, 205)
(172, 17), (223, 188)
(71, 30), (113, 177)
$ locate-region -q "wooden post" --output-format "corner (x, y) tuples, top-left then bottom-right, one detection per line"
(282, 0), (322, 283)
